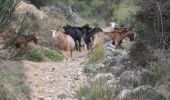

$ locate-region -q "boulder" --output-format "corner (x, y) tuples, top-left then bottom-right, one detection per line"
(116, 85), (166, 100)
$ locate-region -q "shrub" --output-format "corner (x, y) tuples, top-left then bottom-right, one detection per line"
(0, 0), (20, 30)
(0, 78), (17, 100)
(75, 78), (115, 100)
(27, 44), (44, 62)
(0, 63), (30, 100)
(129, 40), (157, 68)
(87, 41), (105, 64)
(18, 12), (40, 35)
(26, 44), (63, 62)
(42, 48), (63, 62)
(147, 50), (170, 99)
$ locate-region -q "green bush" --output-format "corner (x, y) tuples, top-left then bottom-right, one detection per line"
(26, 44), (63, 62)
(42, 48), (63, 62)
(112, 0), (140, 29)
(27, 45), (44, 62)
(0, 0), (20, 30)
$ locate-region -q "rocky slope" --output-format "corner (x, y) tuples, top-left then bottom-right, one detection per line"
(83, 41), (166, 100)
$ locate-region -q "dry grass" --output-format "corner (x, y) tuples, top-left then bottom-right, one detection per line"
(0, 63), (30, 100)
(75, 78), (116, 100)
(87, 41), (105, 64)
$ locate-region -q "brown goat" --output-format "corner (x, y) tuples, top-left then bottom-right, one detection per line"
(15, 33), (39, 49)
(50, 29), (75, 58)
(13, 33), (39, 57)
(103, 29), (136, 48)
(91, 29), (136, 49)
(0, 28), (16, 49)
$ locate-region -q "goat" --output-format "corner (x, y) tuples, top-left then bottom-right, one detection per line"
(0, 28), (16, 49)
(50, 29), (75, 58)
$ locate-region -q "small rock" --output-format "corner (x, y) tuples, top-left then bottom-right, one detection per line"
(50, 67), (55, 71)
(94, 73), (114, 81)
(58, 93), (67, 99)
(131, 85), (166, 100)
(116, 89), (131, 100)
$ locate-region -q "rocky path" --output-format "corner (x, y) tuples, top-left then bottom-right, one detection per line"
(24, 51), (88, 100)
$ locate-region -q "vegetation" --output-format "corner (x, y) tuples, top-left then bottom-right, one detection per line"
(42, 48), (63, 62)
(75, 78), (115, 100)
(129, 41), (157, 68)
(0, 1), (31, 99)
(1, 0), (170, 99)
(18, 11), (40, 35)
(27, 44), (44, 62)
(0, 63), (30, 100)
(87, 41), (105, 64)
(27, 44), (63, 62)
(0, 0), (20, 30)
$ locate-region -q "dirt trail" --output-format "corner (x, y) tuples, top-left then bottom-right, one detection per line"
(24, 51), (88, 100)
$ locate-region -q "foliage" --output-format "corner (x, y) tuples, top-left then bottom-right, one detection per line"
(42, 48), (63, 62)
(75, 78), (115, 100)
(18, 12), (40, 35)
(112, 0), (140, 29)
(0, 63), (30, 100)
(27, 44), (44, 62)
(87, 41), (105, 64)
(0, 0), (20, 30)
(27, 44), (63, 62)
(129, 40), (157, 68)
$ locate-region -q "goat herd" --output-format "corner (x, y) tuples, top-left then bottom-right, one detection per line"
(50, 22), (136, 57)
(0, 22), (136, 59)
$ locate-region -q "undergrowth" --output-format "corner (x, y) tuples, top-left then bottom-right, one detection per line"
(75, 78), (115, 100)
(0, 63), (30, 100)
(87, 41), (105, 64)
(27, 44), (63, 62)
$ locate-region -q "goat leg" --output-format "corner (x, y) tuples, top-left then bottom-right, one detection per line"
(78, 39), (81, 52)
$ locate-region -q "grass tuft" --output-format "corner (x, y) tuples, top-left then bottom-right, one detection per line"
(75, 78), (115, 100)
(27, 44), (63, 62)
(0, 64), (30, 100)
(42, 48), (63, 62)
(87, 41), (105, 64)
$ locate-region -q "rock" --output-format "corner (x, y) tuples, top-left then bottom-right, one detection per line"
(62, 5), (82, 25)
(57, 93), (67, 99)
(42, 6), (65, 19)
(83, 63), (105, 74)
(94, 73), (114, 81)
(131, 85), (166, 100)
(119, 71), (138, 89)
(116, 89), (131, 100)
(107, 79), (117, 88)
(116, 85), (166, 100)
(16, 1), (47, 20)
(93, 73), (117, 89)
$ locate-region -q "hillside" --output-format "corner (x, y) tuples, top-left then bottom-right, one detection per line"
(0, 0), (170, 100)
